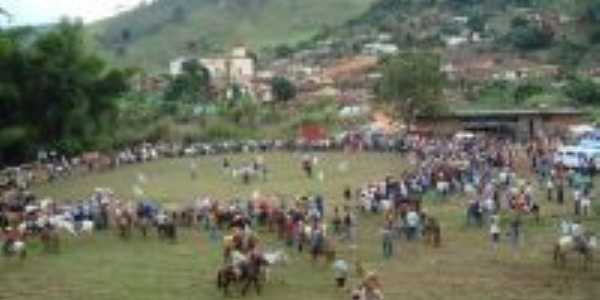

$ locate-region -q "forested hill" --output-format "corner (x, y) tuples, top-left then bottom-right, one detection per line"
(89, 0), (376, 71)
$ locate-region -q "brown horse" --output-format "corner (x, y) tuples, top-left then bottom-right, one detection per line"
(40, 227), (60, 253)
(136, 217), (151, 238)
(116, 211), (133, 239)
(217, 253), (269, 297)
(423, 216), (441, 248)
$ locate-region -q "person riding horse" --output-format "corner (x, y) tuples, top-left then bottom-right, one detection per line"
(156, 212), (177, 242)
(136, 201), (157, 237)
(115, 208), (133, 239)
(217, 249), (269, 296)
(2, 226), (24, 258)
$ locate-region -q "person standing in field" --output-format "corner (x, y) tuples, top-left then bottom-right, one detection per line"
(405, 208), (420, 241)
(189, 160), (197, 180)
(508, 214), (521, 249)
(581, 191), (592, 217)
(557, 178), (565, 205)
(332, 259), (349, 289)
(546, 177), (554, 202)
(344, 186), (352, 202)
(490, 215), (501, 252)
(382, 221), (394, 259)
(223, 157), (230, 170)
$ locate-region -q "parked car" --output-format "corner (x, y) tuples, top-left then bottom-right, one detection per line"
(554, 146), (595, 169)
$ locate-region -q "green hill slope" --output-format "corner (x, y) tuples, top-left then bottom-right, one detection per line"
(90, 0), (375, 71)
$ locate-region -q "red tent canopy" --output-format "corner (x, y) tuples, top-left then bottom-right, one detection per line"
(299, 123), (327, 142)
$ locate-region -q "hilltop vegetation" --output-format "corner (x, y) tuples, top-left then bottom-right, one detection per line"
(0, 22), (131, 165)
(89, 0), (600, 72)
(90, 0), (375, 70)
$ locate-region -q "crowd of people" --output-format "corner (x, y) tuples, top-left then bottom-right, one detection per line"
(1, 136), (407, 192)
(1, 133), (598, 299)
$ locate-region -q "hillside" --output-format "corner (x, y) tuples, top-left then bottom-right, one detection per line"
(90, 0), (375, 71)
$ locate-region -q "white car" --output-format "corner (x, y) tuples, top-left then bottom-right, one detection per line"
(554, 146), (594, 169)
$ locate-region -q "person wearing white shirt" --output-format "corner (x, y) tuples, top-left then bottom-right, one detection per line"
(405, 210), (420, 241)
(574, 189), (582, 216)
(581, 194), (592, 217)
(546, 178), (554, 202)
(490, 215), (501, 251)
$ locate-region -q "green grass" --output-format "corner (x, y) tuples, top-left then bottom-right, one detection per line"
(2, 152), (600, 300)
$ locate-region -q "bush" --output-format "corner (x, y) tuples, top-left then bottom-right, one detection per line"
(202, 121), (251, 141)
(523, 92), (571, 108)
(477, 81), (515, 107)
(564, 78), (600, 104)
(550, 40), (588, 67)
(54, 138), (84, 156)
(508, 17), (554, 51)
(514, 83), (545, 104)
(589, 29), (600, 44)
(509, 24), (554, 51)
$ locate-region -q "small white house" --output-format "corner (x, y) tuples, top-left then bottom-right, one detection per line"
(452, 16), (469, 24)
(362, 43), (399, 56)
(169, 56), (190, 76)
(377, 33), (393, 42)
(445, 36), (468, 47)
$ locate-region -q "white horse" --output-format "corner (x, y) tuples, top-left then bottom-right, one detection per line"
(436, 181), (450, 194)
(47, 215), (94, 237)
(263, 249), (289, 283)
(3, 240), (26, 259)
(76, 220), (95, 237)
(554, 233), (598, 270)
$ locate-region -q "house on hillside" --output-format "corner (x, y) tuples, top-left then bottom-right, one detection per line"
(443, 55), (559, 82)
(362, 43), (399, 56)
(169, 46), (256, 97)
(377, 33), (393, 42)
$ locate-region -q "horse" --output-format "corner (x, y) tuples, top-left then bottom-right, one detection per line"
(136, 216), (152, 238)
(156, 213), (177, 242)
(217, 252), (269, 296)
(76, 220), (95, 237)
(553, 233), (597, 270)
(45, 215), (76, 236)
(263, 250), (289, 283)
(2, 239), (26, 259)
(40, 226), (60, 253)
(115, 210), (133, 239)
(233, 166), (258, 185)
(423, 216), (442, 248)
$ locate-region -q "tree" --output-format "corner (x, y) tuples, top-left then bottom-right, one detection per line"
(0, 20), (131, 164)
(564, 77), (600, 104)
(508, 17), (554, 51)
(121, 28), (132, 42)
(171, 5), (187, 23)
(514, 82), (545, 104)
(164, 59), (212, 103)
(271, 76), (296, 102)
(377, 52), (445, 129)
(274, 44), (293, 58)
(577, 0), (600, 23)
(551, 39), (588, 68)
(466, 12), (486, 33)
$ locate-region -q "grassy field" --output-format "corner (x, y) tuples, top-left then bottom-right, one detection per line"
(2, 152), (600, 300)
